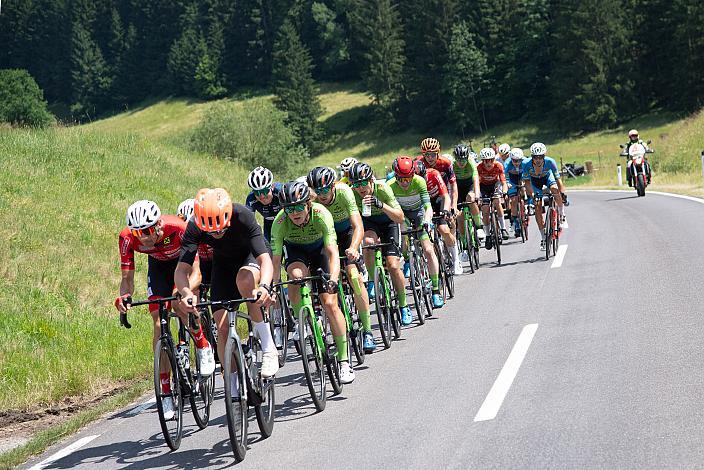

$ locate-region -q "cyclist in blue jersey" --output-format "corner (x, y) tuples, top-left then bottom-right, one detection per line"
(245, 166), (283, 242)
(504, 148), (528, 238)
(521, 143), (565, 250)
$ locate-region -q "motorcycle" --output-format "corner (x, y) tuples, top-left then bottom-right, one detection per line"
(620, 141), (654, 197)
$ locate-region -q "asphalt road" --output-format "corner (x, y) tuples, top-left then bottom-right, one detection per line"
(21, 190), (704, 469)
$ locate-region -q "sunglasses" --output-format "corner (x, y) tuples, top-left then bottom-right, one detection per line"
(253, 187), (271, 197)
(351, 180), (370, 188)
(398, 176), (413, 184)
(284, 204), (306, 213)
(130, 226), (157, 238)
(423, 152), (439, 158)
(533, 155), (545, 159)
(315, 186), (333, 195)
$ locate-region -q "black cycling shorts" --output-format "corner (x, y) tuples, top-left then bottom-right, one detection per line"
(200, 259), (212, 286)
(430, 199), (449, 226)
(210, 253), (260, 303)
(147, 257), (178, 299)
(336, 227), (354, 255)
(362, 218), (401, 258)
(284, 242), (331, 290)
(457, 179), (474, 202)
(480, 181), (502, 200)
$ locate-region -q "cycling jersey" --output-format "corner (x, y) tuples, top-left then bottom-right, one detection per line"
(504, 158), (526, 186)
(271, 202), (337, 256)
(352, 180), (401, 223)
(521, 157), (560, 181)
(320, 183), (359, 232)
(477, 161), (506, 185)
(119, 215), (186, 270)
(388, 175), (431, 212)
(245, 182), (284, 241)
(197, 244), (214, 262)
(521, 158), (558, 197)
(453, 159), (478, 181)
(424, 168), (448, 200)
(416, 155), (457, 186)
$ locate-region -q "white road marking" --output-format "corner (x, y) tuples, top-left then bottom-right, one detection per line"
(125, 396), (157, 416)
(571, 189), (704, 205)
(474, 324), (539, 422)
(551, 244), (569, 268)
(28, 435), (100, 470)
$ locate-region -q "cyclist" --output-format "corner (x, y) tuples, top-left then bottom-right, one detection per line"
(348, 162), (410, 325)
(416, 138), (461, 273)
(389, 157), (444, 310)
(339, 157), (358, 185)
(624, 129), (652, 186)
(504, 148), (528, 238)
(307, 166), (377, 353)
(522, 143), (565, 250)
(477, 147), (510, 247)
(175, 188), (279, 402)
(452, 144), (486, 257)
(497, 143), (511, 164)
(115, 200), (216, 419)
(245, 166), (283, 242)
(178, 198), (214, 291)
(271, 181), (355, 383)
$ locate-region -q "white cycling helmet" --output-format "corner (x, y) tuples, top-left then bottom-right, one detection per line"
(340, 157), (358, 173)
(498, 143), (511, 155)
(479, 147), (496, 160)
(530, 142), (547, 156)
(126, 200), (161, 230)
(247, 166), (273, 190)
(177, 198), (195, 221)
(510, 148), (524, 160)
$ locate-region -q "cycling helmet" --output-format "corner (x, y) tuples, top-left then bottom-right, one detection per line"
(628, 129), (639, 138)
(193, 188), (232, 232)
(247, 166), (273, 190)
(510, 148), (525, 160)
(498, 143), (511, 155)
(278, 181), (311, 206)
(479, 147), (496, 160)
(420, 137), (440, 153)
(454, 144), (470, 160)
(349, 162), (374, 183)
(126, 200), (161, 230)
(177, 198), (195, 221)
(340, 157), (358, 173)
(392, 156), (415, 178)
(307, 166), (336, 190)
(530, 142), (547, 156)
(414, 160), (427, 178)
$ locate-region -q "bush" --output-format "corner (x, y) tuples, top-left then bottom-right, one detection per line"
(190, 99), (308, 176)
(0, 69), (55, 127)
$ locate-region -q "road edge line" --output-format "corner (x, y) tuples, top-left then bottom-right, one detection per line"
(27, 435), (100, 470)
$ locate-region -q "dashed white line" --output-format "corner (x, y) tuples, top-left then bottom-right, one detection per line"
(126, 396), (156, 416)
(474, 324), (539, 422)
(28, 435), (100, 470)
(551, 244), (569, 269)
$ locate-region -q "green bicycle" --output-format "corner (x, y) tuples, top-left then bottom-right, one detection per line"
(362, 242), (401, 349)
(401, 225), (433, 324)
(338, 257), (365, 365)
(457, 202), (480, 273)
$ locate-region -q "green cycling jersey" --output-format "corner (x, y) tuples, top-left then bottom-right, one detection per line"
(321, 183), (358, 232)
(352, 180), (401, 220)
(388, 175), (431, 212)
(271, 202), (337, 256)
(453, 158), (478, 181)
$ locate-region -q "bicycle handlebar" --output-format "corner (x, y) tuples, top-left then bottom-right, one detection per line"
(273, 268), (330, 288)
(195, 293), (261, 311)
(120, 295), (181, 329)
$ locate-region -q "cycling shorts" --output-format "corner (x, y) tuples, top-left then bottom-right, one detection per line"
(530, 174), (557, 198)
(147, 257), (179, 312)
(430, 198), (448, 226)
(363, 218), (401, 258)
(200, 259), (212, 286)
(210, 253), (260, 304)
(284, 241), (332, 291)
(402, 208), (429, 241)
(480, 181), (503, 200)
(336, 227), (354, 255)
(457, 179), (475, 203)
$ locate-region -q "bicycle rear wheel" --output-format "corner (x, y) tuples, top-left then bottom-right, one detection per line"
(387, 277), (401, 339)
(463, 217), (475, 274)
(270, 294), (290, 368)
(323, 311), (344, 395)
(188, 331), (214, 430)
(444, 248), (455, 299)
(519, 201), (527, 244)
(153, 339), (183, 451)
(299, 306), (326, 411)
(344, 285), (365, 365)
(551, 207), (560, 256)
(492, 211), (502, 265)
(374, 267), (392, 349)
(434, 241), (447, 302)
(544, 207), (552, 261)
(409, 250), (426, 325)
(252, 337), (275, 439)
(223, 336), (248, 462)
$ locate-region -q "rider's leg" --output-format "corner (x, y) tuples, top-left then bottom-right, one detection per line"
(422, 238), (440, 292)
(386, 255), (406, 307)
(346, 263), (372, 333)
(320, 292), (349, 361)
(237, 265), (275, 353)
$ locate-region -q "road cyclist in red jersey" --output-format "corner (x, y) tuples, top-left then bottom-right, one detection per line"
(477, 148), (510, 247)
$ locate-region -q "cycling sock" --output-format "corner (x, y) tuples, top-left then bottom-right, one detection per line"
(192, 324), (209, 349)
(483, 224), (490, 234)
(498, 217), (506, 230)
(334, 335), (348, 362)
(160, 372), (171, 394)
(558, 205), (565, 217)
(430, 273), (439, 290)
(472, 213), (482, 227)
(359, 309), (372, 332)
(397, 288), (407, 308)
(253, 321), (275, 353)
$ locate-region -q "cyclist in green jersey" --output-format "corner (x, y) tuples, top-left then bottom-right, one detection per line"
(347, 162), (410, 323)
(307, 166), (376, 353)
(388, 156), (444, 310)
(453, 145), (486, 258)
(271, 181), (355, 384)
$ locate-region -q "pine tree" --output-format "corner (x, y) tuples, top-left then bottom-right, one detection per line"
(167, 4), (207, 95)
(669, 0), (704, 110)
(271, 19), (324, 155)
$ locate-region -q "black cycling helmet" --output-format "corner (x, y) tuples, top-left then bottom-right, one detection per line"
(278, 181), (311, 207)
(307, 166), (336, 190)
(348, 162), (374, 183)
(414, 160), (427, 178)
(453, 144), (470, 160)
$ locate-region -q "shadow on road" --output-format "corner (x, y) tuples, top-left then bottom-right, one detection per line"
(605, 195), (640, 201)
(487, 256), (545, 268)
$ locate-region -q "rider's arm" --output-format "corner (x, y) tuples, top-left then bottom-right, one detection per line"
(377, 183), (405, 224)
(498, 163), (508, 194)
(119, 269), (135, 297)
(325, 244), (341, 284)
(272, 254), (282, 283)
(189, 256), (202, 290)
(175, 262), (194, 297)
(175, 220), (201, 298)
(450, 180), (458, 211)
(349, 212), (364, 252)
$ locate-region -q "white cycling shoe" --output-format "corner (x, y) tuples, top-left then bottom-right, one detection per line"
(196, 345), (216, 377)
(162, 397), (175, 420)
(339, 361), (355, 384)
(476, 228), (486, 240)
(261, 351), (279, 378)
(292, 325), (300, 342)
(454, 260), (463, 275)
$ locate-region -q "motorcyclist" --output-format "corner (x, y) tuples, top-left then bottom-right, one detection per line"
(622, 129), (652, 186)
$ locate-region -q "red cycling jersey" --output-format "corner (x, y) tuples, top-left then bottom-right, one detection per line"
(119, 214), (186, 270)
(416, 155), (457, 186)
(477, 161), (506, 185)
(425, 168), (448, 199)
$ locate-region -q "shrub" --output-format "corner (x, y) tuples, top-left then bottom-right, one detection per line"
(190, 99), (308, 176)
(0, 69), (55, 127)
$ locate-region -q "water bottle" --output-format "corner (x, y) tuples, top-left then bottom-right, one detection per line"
(362, 201), (372, 217)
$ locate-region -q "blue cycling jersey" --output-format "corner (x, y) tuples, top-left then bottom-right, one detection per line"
(245, 182), (283, 241)
(504, 158), (526, 185)
(521, 156), (561, 181)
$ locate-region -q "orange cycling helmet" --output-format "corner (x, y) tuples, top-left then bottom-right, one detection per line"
(420, 137), (440, 153)
(194, 188), (233, 232)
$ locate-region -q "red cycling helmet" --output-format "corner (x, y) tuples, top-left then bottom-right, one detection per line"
(392, 156), (415, 178)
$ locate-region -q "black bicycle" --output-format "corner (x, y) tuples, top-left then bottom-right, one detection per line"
(401, 224), (433, 324)
(195, 295), (275, 462)
(430, 211), (455, 300)
(480, 192), (503, 265)
(457, 202), (480, 273)
(120, 295), (214, 451)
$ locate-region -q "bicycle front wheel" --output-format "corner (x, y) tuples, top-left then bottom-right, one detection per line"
(409, 251), (426, 325)
(299, 306), (326, 411)
(387, 276), (401, 339)
(346, 289), (365, 365)
(270, 294), (290, 368)
(374, 267), (392, 349)
(463, 217), (475, 274)
(544, 207), (552, 261)
(492, 212), (502, 265)
(153, 339), (183, 451)
(252, 339), (275, 439)
(189, 330), (214, 430)
(223, 337), (248, 462)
